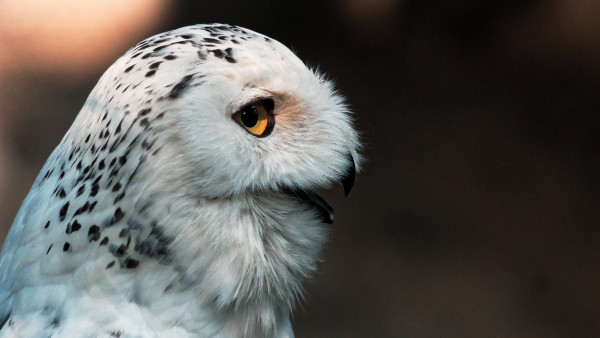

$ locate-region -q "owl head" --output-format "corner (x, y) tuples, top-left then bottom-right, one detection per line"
(86, 23), (361, 223)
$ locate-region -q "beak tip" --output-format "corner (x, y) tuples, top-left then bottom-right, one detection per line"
(343, 180), (353, 197)
(342, 153), (356, 197)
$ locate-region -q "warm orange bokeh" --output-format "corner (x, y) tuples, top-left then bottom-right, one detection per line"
(0, 0), (171, 79)
(0, 0), (171, 242)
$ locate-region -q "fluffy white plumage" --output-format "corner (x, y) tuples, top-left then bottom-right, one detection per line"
(0, 24), (360, 337)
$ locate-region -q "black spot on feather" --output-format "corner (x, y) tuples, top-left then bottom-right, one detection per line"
(59, 202), (70, 221)
(124, 257), (139, 269)
(168, 74), (194, 99)
(109, 208), (125, 226)
(0, 313), (9, 330)
(109, 243), (127, 257)
(139, 108), (152, 116)
(88, 225), (100, 242)
(149, 61), (162, 69)
(100, 237), (109, 246)
(66, 220), (81, 234)
(76, 185), (85, 197)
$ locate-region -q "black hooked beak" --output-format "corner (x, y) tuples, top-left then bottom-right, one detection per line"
(284, 153), (357, 225)
(342, 153), (356, 197)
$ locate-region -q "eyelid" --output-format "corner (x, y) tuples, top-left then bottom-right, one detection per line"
(237, 96), (274, 113)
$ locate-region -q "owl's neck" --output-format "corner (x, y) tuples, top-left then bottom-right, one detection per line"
(144, 190), (326, 336)
(91, 173), (327, 336)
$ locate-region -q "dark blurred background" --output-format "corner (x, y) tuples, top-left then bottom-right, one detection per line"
(2, 0), (600, 336)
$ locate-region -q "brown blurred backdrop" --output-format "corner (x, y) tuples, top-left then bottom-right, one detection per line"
(2, 1), (600, 337)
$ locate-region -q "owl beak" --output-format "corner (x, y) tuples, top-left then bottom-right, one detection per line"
(342, 153), (356, 197)
(285, 188), (335, 224)
(282, 153), (356, 225)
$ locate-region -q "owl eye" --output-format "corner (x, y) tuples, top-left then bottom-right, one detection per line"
(234, 99), (275, 137)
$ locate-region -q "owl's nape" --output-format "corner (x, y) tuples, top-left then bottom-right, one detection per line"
(0, 23), (360, 337)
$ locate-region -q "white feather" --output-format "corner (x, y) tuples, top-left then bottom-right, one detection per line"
(0, 24), (360, 337)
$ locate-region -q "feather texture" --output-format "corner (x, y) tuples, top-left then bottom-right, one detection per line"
(0, 24), (360, 337)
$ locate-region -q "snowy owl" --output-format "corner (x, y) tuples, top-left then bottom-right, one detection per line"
(0, 24), (360, 337)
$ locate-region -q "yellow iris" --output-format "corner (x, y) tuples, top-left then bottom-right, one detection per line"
(234, 100), (273, 137)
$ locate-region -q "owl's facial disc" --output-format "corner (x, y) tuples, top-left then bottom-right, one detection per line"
(283, 153), (356, 224)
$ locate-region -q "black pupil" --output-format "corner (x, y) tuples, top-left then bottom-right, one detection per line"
(241, 106), (259, 127)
